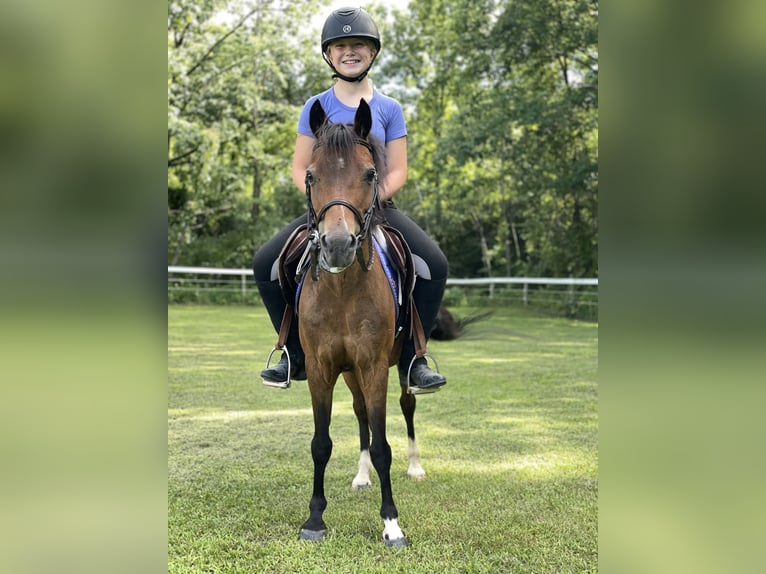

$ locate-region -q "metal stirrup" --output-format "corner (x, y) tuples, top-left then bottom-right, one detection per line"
(262, 345), (291, 389)
(405, 352), (442, 395)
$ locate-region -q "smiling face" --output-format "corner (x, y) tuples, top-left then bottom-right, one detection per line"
(326, 38), (376, 77)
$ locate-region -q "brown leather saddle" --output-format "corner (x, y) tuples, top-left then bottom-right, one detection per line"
(272, 224), (427, 360)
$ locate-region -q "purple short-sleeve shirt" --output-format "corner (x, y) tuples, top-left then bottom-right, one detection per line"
(297, 87), (407, 144)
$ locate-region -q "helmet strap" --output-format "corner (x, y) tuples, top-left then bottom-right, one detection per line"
(331, 69), (370, 83)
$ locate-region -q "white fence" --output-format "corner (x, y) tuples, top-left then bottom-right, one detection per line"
(168, 266), (598, 309)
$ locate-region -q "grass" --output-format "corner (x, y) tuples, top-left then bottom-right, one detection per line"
(168, 304), (598, 573)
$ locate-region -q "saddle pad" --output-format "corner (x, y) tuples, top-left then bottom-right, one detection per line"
(374, 237), (401, 322)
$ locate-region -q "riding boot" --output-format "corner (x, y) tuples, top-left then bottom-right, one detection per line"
(256, 279), (306, 384)
(399, 277), (447, 390)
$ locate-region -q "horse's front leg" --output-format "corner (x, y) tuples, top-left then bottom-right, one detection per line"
(366, 374), (407, 547)
(300, 388), (334, 541)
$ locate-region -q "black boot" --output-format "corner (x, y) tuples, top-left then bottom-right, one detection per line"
(259, 316), (306, 387)
(261, 351), (306, 385)
(398, 276), (448, 391)
(255, 279), (289, 334)
(399, 338), (446, 390)
(406, 357), (446, 389)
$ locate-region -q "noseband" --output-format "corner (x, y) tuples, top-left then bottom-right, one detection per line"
(304, 138), (380, 277)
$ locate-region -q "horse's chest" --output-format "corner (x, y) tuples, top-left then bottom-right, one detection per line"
(300, 294), (392, 346)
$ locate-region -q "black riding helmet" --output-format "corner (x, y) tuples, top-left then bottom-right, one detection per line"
(321, 7), (381, 83)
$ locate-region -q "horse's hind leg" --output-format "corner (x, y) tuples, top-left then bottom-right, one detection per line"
(345, 372), (373, 490)
(300, 389), (333, 541)
(400, 389), (426, 480)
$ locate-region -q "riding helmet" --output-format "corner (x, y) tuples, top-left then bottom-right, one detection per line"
(321, 7), (381, 54)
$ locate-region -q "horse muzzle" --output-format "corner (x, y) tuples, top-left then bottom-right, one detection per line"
(318, 230), (358, 273)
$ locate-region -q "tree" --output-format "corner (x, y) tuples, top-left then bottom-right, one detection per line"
(493, 0), (598, 277)
(166, 0), (598, 283)
(167, 0), (327, 267)
(382, 0), (598, 278)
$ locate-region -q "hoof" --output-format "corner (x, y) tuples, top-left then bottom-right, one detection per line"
(351, 482), (371, 491)
(299, 528), (326, 541)
(383, 535), (408, 548)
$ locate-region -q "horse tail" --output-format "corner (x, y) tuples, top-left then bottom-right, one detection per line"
(429, 305), (493, 341)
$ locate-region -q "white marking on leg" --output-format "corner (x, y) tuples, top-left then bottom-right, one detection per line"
(382, 518), (405, 543)
(351, 449), (373, 490)
(407, 438), (426, 480)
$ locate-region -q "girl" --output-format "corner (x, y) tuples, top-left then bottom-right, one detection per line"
(253, 6), (447, 390)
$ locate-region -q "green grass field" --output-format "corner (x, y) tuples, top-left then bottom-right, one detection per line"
(168, 305), (598, 573)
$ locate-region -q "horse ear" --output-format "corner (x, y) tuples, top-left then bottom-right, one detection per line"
(354, 98), (372, 140)
(309, 100), (327, 137)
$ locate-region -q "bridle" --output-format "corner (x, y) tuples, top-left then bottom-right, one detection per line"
(304, 138), (380, 278)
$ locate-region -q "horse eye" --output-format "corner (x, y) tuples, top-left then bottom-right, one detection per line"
(363, 169), (377, 183)
(305, 171), (315, 185)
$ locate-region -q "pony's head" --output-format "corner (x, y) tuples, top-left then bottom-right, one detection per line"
(306, 99), (386, 273)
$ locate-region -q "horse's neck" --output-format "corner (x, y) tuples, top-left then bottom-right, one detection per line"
(318, 238), (378, 296)
(317, 266), (368, 299)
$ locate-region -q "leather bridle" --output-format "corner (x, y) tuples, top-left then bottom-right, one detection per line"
(304, 139), (380, 277)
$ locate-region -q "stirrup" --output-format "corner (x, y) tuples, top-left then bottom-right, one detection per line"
(405, 353), (442, 395)
(261, 345), (291, 389)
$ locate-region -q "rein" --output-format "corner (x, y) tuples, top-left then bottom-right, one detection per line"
(304, 138), (380, 279)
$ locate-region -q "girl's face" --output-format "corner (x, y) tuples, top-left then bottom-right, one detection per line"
(326, 39), (376, 77)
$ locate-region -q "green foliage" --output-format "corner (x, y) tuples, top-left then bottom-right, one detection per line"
(168, 0), (328, 267)
(381, 0), (598, 279)
(169, 304), (598, 572)
(167, 0), (598, 279)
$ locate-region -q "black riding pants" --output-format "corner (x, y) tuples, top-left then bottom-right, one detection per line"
(252, 203), (448, 366)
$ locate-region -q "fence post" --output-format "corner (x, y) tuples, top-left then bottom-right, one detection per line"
(568, 276), (575, 311)
(523, 282), (528, 306)
(241, 273), (247, 301)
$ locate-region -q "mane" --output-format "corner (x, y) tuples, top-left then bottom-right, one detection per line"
(314, 122), (389, 182)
